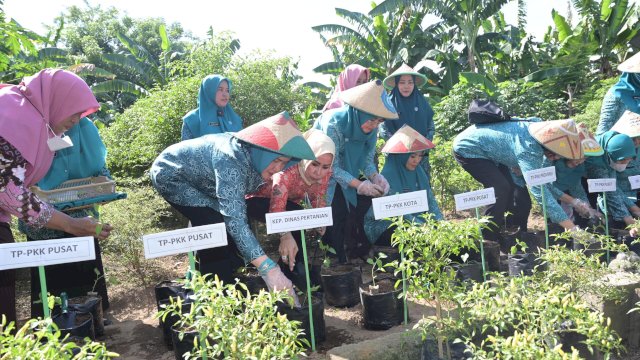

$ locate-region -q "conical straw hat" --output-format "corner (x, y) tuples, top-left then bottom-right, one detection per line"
(382, 63), (428, 90)
(233, 111), (315, 160)
(339, 80), (399, 120)
(577, 123), (603, 156)
(381, 124), (434, 154)
(618, 52), (640, 73)
(611, 110), (640, 138)
(528, 119), (583, 160)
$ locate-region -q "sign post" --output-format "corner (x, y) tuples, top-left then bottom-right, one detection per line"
(143, 223), (227, 360)
(523, 166), (557, 249)
(0, 236), (96, 318)
(372, 190), (429, 325)
(265, 206), (333, 352)
(587, 178), (616, 262)
(454, 188), (496, 281)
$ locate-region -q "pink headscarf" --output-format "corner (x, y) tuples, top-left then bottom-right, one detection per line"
(322, 64), (370, 112)
(0, 69), (100, 186)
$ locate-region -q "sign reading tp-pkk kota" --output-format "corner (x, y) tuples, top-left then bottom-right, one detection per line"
(629, 175), (640, 190)
(524, 166), (556, 187)
(265, 207), (333, 234)
(371, 190), (429, 220)
(0, 236), (95, 271)
(454, 188), (496, 212)
(587, 178), (616, 193)
(142, 223), (227, 259)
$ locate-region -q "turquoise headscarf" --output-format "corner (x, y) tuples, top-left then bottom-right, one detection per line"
(593, 131), (636, 168)
(249, 146), (284, 173)
(38, 117), (106, 190)
(381, 152), (428, 194)
(611, 72), (640, 113)
(182, 75), (243, 139)
(385, 76), (435, 140)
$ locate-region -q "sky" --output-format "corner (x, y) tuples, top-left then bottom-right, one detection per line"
(4, 1), (575, 84)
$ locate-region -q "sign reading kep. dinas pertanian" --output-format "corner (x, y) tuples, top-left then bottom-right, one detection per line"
(0, 236), (95, 271)
(371, 190), (429, 220)
(265, 207), (333, 234)
(142, 223), (227, 259)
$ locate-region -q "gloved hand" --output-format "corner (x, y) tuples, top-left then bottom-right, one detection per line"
(279, 232), (298, 271)
(261, 266), (301, 307)
(370, 173), (390, 195)
(570, 198), (593, 218)
(357, 180), (384, 197)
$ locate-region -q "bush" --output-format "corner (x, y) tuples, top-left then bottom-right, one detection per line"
(573, 77), (618, 131)
(433, 82), (487, 140)
(99, 184), (185, 282)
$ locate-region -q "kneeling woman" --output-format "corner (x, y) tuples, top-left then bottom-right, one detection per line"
(151, 112), (314, 297)
(453, 119), (583, 242)
(364, 125), (442, 245)
(246, 129), (335, 287)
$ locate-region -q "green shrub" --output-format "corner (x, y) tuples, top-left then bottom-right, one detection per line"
(573, 77), (618, 131)
(99, 184), (184, 282)
(433, 82), (487, 140)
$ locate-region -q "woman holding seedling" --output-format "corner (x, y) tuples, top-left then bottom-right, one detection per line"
(151, 112), (314, 302)
(364, 125), (441, 245)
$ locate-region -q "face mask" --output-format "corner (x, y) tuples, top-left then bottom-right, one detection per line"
(609, 159), (628, 172)
(46, 124), (73, 151)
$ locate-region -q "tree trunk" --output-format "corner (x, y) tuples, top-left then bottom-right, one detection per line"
(467, 45), (477, 73)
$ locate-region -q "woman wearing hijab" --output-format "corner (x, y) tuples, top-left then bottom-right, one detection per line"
(597, 52), (640, 134)
(322, 64), (370, 112)
(18, 116), (121, 318)
(453, 119), (584, 242)
(151, 112), (314, 300)
(182, 74), (243, 140)
(609, 110), (640, 209)
(246, 129), (335, 287)
(313, 80), (398, 262)
(364, 125), (441, 245)
(585, 130), (639, 232)
(0, 69), (112, 324)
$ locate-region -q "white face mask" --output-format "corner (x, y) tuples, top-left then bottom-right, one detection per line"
(609, 159), (628, 172)
(46, 124), (73, 151)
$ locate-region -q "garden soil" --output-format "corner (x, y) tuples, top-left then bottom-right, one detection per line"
(12, 213), (640, 359)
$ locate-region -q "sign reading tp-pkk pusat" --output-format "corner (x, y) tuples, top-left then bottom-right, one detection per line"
(454, 188), (496, 212)
(265, 207), (333, 234)
(143, 223), (227, 259)
(629, 175), (640, 190)
(587, 178), (616, 193)
(524, 166), (556, 187)
(0, 236), (95, 271)
(371, 190), (429, 220)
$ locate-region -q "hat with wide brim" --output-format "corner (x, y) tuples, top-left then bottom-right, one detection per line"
(233, 111), (315, 160)
(381, 124), (434, 154)
(339, 80), (399, 120)
(576, 123), (604, 156)
(611, 110), (640, 138)
(528, 119), (583, 160)
(618, 52), (640, 73)
(382, 63), (428, 90)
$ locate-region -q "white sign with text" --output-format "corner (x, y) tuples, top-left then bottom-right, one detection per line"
(454, 188), (496, 212)
(371, 190), (429, 220)
(587, 178), (616, 193)
(143, 223), (227, 259)
(629, 175), (640, 190)
(0, 236), (95, 271)
(265, 207), (333, 234)
(524, 166), (557, 187)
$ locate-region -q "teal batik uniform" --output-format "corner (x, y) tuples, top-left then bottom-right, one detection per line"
(182, 75), (243, 140)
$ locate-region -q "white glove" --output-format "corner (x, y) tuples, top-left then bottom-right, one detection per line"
(357, 180), (384, 197)
(371, 173), (390, 195)
(261, 266), (301, 307)
(570, 198), (592, 218)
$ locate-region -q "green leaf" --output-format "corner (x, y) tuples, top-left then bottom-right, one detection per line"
(159, 24), (169, 53)
(551, 9), (572, 42)
(522, 66), (572, 82)
(458, 72), (497, 96)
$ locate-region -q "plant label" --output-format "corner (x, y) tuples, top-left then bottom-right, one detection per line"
(371, 190), (429, 220)
(265, 207), (333, 234)
(587, 178), (616, 193)
(454, 188), (496, 211)
(523, 166), (556, 187)
(629, 175), (640, 190)
(0, 236), (95, 271)
(142, 223), (227, 259)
